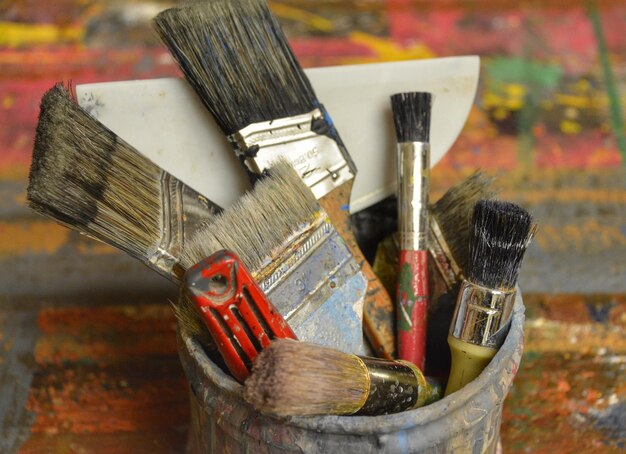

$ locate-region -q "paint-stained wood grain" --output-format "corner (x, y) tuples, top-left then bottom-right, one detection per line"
(0, 0), (624, 453)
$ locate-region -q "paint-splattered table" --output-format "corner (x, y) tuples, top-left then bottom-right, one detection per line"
(1, 0), (624, 452)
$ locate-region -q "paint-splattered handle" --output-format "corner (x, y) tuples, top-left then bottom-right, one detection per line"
(396, 249), (429, 370)
(320, 185), (396, 360)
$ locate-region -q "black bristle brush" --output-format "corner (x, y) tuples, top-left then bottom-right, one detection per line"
(390, 92), (432, 370)
(445, 199), (536, 395)
(153, 0), (397, 359)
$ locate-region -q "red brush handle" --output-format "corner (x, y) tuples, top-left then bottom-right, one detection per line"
(185, 250), (297, 383)
(396, 249), (429, 370)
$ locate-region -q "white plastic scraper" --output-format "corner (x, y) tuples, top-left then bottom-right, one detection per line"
(76, 56), (479, 213)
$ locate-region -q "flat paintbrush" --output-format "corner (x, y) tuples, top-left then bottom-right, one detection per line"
(244, 339), (442, 417)
(27, 83), (221, 283)
(446, 199), (536, 395)
(178, 159), (368, 354)
(154, 0), (396, 359)
(391, 92), (432, 370)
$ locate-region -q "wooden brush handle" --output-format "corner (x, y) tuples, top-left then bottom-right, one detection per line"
(320, 184), (396, 359)
(396, 249), (429, 370)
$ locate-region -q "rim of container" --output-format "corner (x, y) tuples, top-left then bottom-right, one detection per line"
(180, 290), (525, 436)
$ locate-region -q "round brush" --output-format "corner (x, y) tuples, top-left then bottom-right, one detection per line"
(390, 92), (432, 370)
(243, 339), (442, 417)
(445, 199), (536, 395)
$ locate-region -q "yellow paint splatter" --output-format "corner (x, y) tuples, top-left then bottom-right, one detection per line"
(0, 22), (84, 47)
(0, 221), (70, 256)
(559, 119), (582, 135)
(483, 83), (526, 111)
(270, 3), (434, 62)
(3, 96), (14, 109)
(348, 31), (435, 61)
(269, 3), (334, 32)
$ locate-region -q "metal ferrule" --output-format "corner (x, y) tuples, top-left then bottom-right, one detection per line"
(147, 173), (221, 282)
(354, 357), (441, 415)
(254, 211), (357, 327)
(428, 218), (462, 290)
(449, 280), (516, 348)
(397, 142), (429, 251)
(227, 108), (355, 199)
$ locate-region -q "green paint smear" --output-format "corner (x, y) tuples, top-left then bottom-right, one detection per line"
(485, 56), (563, 89)
(485, 47), (564, 171)
(588, 3), (626, 163)
(397, 262), (416, 332)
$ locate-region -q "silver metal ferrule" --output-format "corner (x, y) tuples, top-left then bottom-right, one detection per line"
(449, 280), (516, 348)
(147, 173), (221, 282)
(428, 217), (463, 290)
(254, 212), (358, 326)
(227, 108), (355, 199)
(397, 142), (430, 251)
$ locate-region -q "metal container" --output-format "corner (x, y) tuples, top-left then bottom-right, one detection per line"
(178, 293), (525, 454)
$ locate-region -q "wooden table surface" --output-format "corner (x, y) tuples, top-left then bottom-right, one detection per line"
(1, 1), (625, 452)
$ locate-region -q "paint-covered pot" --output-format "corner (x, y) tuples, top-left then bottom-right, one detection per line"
(177, 293), (525, 453)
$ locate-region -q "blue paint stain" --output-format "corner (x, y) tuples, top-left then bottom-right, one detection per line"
(590, 401), (626, 448)
(319, 104), (334, 127)
(586, 302), (614, 323)
(341, 204), (350, 211)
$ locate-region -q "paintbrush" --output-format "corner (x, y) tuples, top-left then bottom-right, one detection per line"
(391, 92), (432, 370)
(445, 199), (536, 395)
(429, 171), (498, 291)
(177, 158), (368, 354)
(153, 0), (396, 359)
(27, 83), (221, 283)
(184, 250), (297, 383)
(243, 339), (442, 417)
(372, 171), (497, 300)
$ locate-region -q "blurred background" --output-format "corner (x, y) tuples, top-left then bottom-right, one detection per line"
(0, 0), (624, 452)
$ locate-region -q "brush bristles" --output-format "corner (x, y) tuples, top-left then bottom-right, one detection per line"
(390, 92), (432, 143)
(179, 159), (320, 272)
(430, 171), (497, 272)
(243, 339), (367, 416)
(154, 0), (317, 135)
(27, 83), (162, 259)
(468, 199), (536, 289)
(172, 294), (215, 351)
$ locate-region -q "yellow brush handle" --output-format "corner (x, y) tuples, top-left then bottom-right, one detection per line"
(445, 335), (497, 396)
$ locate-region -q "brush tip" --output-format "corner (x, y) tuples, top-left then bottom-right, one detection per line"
(468, 199), (536, 289)
(243, 340), (367, 416)
(390, 92), (432, 143)
(154, 0), (317, 134)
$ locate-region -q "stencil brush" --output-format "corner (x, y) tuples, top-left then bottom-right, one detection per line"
(154, 0), (396, 359)
(446, 199), (536, 395)
(244, 339), (442, 417)
(27, 83), (221, 283)
(391, 92), (432, 370)
(178, 159), (367, 354)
